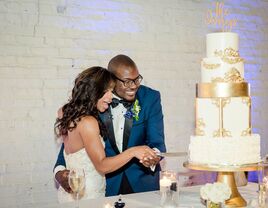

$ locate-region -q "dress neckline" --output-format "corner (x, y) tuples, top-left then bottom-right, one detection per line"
(64, 147), (85, 156)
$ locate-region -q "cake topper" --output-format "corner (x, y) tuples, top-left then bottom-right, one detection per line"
(205, 2), (237, 32)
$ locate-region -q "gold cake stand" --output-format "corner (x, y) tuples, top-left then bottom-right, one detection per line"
(183, 161), (259, 207)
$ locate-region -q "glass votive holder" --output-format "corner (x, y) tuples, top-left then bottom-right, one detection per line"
(160, 170), (179, 207)
(257, 161), (268, 207)
(206, 200), (223, 208)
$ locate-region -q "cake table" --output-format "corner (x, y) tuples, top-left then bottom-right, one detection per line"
(183, 161), (259, 207)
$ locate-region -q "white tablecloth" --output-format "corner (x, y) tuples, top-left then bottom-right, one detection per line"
(56, 183), (259, 208)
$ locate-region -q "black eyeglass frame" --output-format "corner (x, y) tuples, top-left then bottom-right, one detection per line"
(114, 74), (143, 88)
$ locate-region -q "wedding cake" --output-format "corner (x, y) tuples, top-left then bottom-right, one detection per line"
(189, 32), (261, 165)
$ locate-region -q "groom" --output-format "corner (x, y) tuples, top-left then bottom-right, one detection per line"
(54, 54), (166, 196)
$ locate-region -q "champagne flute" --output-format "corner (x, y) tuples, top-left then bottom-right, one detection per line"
(68, 168), (86, 208)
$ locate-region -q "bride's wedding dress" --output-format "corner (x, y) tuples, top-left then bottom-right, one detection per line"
(57, 148), (106, 203)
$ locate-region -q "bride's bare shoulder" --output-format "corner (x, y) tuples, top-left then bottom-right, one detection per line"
(78, 116), (99, 133)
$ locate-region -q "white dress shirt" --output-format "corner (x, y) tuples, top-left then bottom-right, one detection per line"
(111, 94), (157, 171)
(110, 94), (127, 152)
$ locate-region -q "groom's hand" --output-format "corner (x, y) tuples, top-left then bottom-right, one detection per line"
(55, 170), (72, 193)
(141, 156), (160, 167)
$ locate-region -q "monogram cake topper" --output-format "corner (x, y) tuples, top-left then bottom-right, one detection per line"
(205, 2), (237, 32)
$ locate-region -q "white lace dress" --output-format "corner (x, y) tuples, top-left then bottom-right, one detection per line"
(57, 148), (106, 203)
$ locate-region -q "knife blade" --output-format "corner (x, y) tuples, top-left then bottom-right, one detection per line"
(156, 152), (188, 157)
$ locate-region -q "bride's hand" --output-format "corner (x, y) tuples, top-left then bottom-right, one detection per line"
(130, 146), (157, 162)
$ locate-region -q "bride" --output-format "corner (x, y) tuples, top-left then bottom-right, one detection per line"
(54, 66), (157, 203)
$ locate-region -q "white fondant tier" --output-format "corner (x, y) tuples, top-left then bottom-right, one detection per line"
(195, 97), (251, 137)
(206, 32), (238, 57)
(189, 134), (261, 165)
(201, 57), (244, 83)
(189, 32), (261, 167)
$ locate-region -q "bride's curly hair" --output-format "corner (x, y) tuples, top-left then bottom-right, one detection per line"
(54, 66), (115, 138)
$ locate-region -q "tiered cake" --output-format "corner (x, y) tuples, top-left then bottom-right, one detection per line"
(189, 32), (261, 165)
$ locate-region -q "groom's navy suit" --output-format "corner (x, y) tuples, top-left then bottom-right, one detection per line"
(54, 85), (166, 196)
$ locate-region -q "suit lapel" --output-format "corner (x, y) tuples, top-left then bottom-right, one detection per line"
(122, 115), (133, 151)
(122, 105), (134, 151)
(101, 108), (120, 154)
(100, 102), (136, 153)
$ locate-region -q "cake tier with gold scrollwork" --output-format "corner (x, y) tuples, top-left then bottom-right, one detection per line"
(187, 32), (261, 207)
(189, 32), (261, 166)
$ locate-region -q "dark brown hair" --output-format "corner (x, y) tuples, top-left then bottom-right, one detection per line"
(54, 66), (115, 137)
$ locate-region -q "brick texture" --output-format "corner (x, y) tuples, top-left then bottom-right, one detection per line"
(0, 0), (267, 206)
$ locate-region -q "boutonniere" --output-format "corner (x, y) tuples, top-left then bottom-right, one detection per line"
(124, 99), (141, 121)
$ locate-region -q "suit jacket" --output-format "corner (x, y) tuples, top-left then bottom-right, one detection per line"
(54, 85), (166, 196)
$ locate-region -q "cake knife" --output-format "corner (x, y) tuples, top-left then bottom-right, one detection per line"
(156, 152), (188, 157)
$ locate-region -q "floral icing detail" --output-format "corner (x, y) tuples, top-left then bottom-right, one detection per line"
(124, 99), (141, 121)
(196, 118), (206, 136)
(214, 48), (244, 64)
(202, 61), (221, 70)
(211, 68), (244, 83)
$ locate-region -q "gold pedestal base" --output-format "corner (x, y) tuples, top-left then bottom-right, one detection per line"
(217, 172), (246, 207)
(183, 162), (259, 208)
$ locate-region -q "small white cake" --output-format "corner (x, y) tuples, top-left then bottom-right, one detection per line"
(206, 32), (239, 57)
(201, 32), (244, 83)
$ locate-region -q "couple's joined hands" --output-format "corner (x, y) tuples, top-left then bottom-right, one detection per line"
(56, 145), (160, 193)
(130, 145), (160, 168)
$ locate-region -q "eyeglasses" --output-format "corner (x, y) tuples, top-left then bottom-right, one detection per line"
(114, 74), (143, 88)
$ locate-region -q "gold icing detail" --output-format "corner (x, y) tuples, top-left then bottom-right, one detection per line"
(224, 68), (245, 82)
(196, 83), (250, 98)
(212, 98), (221, 107)
(222, 56), (244, 64)
(212, 98), (230, 108)
(222, 98), (230, 107)
(242, 97), (251, 106)
(211, 98), (231, 137)
(211, 68), (244, 83)
(213, 128), (232, 137)
(241, 127), (252, 136)
(196, 118), (206, 136)
(215, 47), (240, 57)
(211, 77), (225, 83)
(214, 48), (244, 64)
(202, 61), (221, 70)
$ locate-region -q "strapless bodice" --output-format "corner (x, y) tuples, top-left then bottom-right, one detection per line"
(58, 148), (105, 203)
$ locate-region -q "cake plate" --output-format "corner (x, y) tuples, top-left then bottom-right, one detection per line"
(183, 161), (259, 207)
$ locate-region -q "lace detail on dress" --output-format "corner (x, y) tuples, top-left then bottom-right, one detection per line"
(57, 143), (106, 203)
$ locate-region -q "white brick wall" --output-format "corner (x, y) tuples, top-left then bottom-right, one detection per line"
(0, 0), (267, 206)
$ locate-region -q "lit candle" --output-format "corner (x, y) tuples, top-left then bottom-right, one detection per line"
(263, 176), (268, 189)
(160, 176), (172, 187)
(263, 176), (268, 183)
